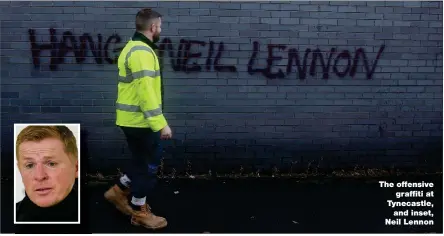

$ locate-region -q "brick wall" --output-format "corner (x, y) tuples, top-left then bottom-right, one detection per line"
(1, 1), (443, 174)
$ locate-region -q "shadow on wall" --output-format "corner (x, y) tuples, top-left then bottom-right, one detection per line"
(80, 128), (91, 178)
(84, 139), (443, 177)
(423, 139), (444, 169)
(79, 128), (125, 175)
(1, 153), (14, 178)
(1, 137), (14, 178)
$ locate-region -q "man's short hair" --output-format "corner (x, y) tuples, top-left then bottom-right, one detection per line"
(135, 8), (162, 31)
(16, 126), (78, 162)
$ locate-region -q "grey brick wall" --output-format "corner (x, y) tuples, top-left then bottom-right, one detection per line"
(1, 1), (442, 173)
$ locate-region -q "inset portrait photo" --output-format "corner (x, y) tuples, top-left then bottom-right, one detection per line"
(14, 124), (81, 224)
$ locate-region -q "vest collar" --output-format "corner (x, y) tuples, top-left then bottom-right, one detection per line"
(132, 31), (158, 50)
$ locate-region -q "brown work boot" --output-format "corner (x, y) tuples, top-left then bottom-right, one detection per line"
(104, 184), (133, 215)
(131, 204), (168, 230)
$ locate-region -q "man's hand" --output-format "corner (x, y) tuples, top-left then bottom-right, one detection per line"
(160, 125), (172, 140)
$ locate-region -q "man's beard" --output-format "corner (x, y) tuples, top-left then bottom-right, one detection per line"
(153, 33), (160, 43)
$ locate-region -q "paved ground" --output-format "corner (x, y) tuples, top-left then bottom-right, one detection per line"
(2, 174), (442, 233)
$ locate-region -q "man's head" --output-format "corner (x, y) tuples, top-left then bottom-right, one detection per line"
(136, 8), (162, 43)
(16, 126), (78, 208)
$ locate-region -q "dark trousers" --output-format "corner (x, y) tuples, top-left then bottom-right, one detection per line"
(118, 126), (162, 199)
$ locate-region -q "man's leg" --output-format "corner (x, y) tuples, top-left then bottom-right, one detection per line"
(117, 174), (132, 191)
(128, 128), (167, 229)
(123, 127), (151, 203)
(144, 130), (163, 202)
(104, 127), (139, 216)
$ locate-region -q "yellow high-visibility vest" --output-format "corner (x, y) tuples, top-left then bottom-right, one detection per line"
(115, 39), (167, 132)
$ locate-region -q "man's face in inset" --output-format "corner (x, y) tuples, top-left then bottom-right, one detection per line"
(18, 138), (78, 208)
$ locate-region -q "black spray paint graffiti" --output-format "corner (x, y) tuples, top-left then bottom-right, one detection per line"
(28, 28), (121, 71)
(248, 43), (386, 80)
(158, 38), (237, 73)
(28, 28), (385, 79)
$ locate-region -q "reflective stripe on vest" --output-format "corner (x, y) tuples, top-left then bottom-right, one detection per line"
(118, 45), (161, 83)
(116, 102), (162, 118)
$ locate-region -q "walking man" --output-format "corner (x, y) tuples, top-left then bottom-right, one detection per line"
(104, 8), (172, 230)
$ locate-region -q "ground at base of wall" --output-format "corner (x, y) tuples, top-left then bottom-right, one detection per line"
(2, 174), (442, 233)
(83, 166), (442, 183)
